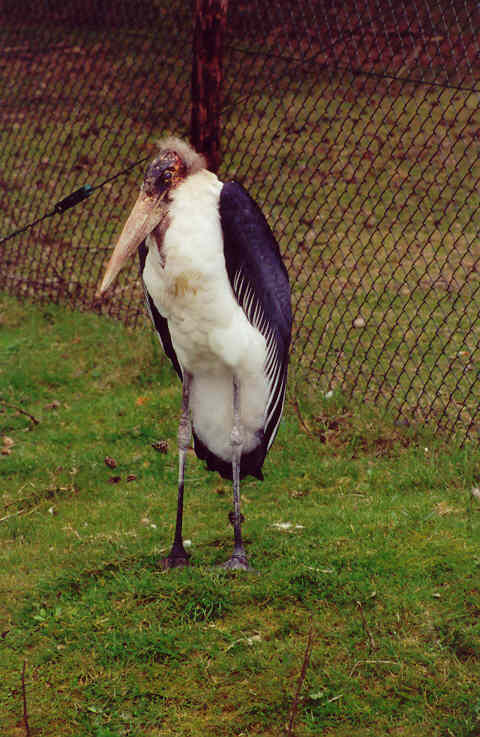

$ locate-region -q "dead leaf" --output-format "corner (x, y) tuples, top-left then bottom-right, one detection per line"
(152, 440), (168, 453)
(1, 436), (14, 455)
(135, 396), (149, 406)
(45, 400), (61, 410)
(435, 501), (458, 516)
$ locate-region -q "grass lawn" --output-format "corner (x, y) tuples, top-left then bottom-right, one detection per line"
(1, 293), (480, 736)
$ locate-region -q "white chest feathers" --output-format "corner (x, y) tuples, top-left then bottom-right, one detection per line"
(142, 171), (266, 378)
(142, 171), (269, 461)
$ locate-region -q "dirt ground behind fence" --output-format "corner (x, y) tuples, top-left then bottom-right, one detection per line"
(0, 1), (479, 437)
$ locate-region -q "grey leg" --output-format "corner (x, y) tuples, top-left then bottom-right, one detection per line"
(161, 371), (192, 569)
(223, 376), (249, 570)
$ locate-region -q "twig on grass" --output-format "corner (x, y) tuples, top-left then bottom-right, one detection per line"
(291, 396), (314, 437)
(356, 600), (376, 651)
(349, 659), (399, 678)
(22, 660), (31, 737)
(0, 508), (27, 523)
(0, 397), (40, 426)
(286, 622), (315, 736)
(0, 503), (42, 523)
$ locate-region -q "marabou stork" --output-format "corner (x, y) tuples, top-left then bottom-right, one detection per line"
(97, 138), (292, 570)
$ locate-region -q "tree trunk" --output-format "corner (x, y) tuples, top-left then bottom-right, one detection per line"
(191, 0), (228, 172)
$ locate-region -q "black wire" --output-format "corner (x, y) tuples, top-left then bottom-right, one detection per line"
(1, 42), (477, 249)
(0, 155), (150, 246)
(226, 43), (480, 95)
(0, 211), (56, 246)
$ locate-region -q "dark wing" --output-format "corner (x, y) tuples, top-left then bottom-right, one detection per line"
(219, 181), (292, 451)
(138, 242), (182, 380)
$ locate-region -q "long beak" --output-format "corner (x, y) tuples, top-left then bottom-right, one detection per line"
(97, 190), (166, 297)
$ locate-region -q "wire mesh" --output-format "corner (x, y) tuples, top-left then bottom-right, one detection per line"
(0, 0), (479, 439)
(0, 0), (193, 323)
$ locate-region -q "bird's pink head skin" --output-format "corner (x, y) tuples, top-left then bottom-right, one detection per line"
(96, 149), (187, 298)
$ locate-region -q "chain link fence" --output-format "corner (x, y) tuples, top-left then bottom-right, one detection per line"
(0, 1), (479, 439)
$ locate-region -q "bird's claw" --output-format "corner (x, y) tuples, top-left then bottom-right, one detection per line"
(221, 553), (250, 571)
(159, 546), (191, 570)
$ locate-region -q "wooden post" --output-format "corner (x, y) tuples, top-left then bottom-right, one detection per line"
(191, 0), (228, 172)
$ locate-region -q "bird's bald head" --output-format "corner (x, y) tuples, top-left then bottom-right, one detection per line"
(96, 138), (206, 297)
(143, 150), (187, 199)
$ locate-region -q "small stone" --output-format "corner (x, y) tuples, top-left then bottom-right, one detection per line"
(471, 487), (480, 502)
(353, 316), (366, 328)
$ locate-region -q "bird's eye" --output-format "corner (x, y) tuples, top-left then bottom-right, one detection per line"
(163, 169), (173, 181)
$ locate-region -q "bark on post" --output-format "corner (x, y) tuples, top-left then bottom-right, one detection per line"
(191, 0), (228, 173)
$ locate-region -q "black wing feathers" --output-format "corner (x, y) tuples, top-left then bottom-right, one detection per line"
(192, 430), (266, 481)
(220, 181), (292, 455)
(138, 185), (291, 482)
(220, 182), (291, 356)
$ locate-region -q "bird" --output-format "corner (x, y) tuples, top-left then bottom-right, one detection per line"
(97, 137), (292, 570)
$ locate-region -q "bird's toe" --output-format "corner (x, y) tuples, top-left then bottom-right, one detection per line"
(159, 546), (191, 570)
(221, 553), (250, 571)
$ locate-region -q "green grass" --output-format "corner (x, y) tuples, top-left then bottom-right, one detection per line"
(1, 14), (480, 733)
(1, 17), (479, 434)
(1, 294), (480, 736)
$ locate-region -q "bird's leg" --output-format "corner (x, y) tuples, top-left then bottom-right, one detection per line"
(223, 376), (250, 570)
(161, 371), (192, 569)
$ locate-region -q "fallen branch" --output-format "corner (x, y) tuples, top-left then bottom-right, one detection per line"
(0, 397), (40, 426)
(396, 43), (423, 78)
(349, 659), (399, 678)
(286, 622), (315, 736)
(22, 660), (31, 737)
(290, 396), (314, 437)
(0, 504), (42, 524)
(356, 600), (376, 651)
(0, 508), (26, 523)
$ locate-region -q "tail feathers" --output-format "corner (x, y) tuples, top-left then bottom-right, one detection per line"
(192, 430), (266, 481)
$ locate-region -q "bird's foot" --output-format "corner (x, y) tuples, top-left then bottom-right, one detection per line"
(221, 552), (251, 571)
(159, 544), (190, 570)
(228, 511), (245, 526)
